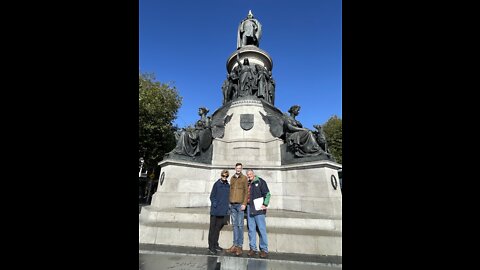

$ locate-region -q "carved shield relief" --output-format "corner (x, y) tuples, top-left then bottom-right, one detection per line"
(240, 114), (254, 130)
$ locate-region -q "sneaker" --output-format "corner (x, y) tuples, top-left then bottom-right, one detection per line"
(215, 246), (223, 252)
(208, 248), (217, 255)
(247, 249), (258, 257)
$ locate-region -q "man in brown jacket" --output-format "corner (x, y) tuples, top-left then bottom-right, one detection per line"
(226, 163), (248, 256)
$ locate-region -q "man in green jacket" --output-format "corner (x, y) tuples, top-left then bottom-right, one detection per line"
(246, 169), (271, 259)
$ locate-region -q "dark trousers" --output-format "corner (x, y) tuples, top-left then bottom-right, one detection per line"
(208, 215), (225, 249)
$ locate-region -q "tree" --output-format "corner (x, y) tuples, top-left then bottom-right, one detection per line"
(322, 115), (342, 164)
(139, 72), (182, 177)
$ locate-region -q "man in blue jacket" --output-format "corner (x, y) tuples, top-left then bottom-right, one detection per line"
(208, 170), (231, 254)
(246, 169), (271, 258)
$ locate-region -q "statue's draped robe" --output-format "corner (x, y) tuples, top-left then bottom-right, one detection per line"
(173, 128), (201, 157)
(284, 116), (324, 157)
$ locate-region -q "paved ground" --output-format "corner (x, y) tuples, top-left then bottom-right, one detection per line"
(139, 253), (342, 270)
(139, 244), (342, 270)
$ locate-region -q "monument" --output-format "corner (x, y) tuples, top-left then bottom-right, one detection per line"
(139, 11), (342, 257)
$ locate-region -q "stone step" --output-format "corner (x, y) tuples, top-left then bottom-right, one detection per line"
(140, 206), (342, 232)
(139, 243), (342, 269)
(139, 220), (342, 256)
(150, 190), (342, 217)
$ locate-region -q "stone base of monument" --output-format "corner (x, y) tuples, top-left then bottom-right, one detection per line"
(139, 206), (341, 256)
(140, 157), (342, 256)
(148, 159), (341, 216)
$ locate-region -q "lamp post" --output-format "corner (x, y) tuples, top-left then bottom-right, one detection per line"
(139, 157), (144, 177)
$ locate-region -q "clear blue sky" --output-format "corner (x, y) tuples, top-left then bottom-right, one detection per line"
(140, 0), (341, 130)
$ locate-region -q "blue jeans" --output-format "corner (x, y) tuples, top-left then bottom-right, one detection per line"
(247, 205), (268, 252)
(230, 203), (245, 246)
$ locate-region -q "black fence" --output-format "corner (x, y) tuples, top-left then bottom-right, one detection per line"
(139, 176), (158, 205)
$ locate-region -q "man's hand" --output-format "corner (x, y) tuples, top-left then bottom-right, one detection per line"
(241, 205), (246, 211)
(260, 205), (267, 210)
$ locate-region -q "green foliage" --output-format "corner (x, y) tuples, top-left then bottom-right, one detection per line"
(322, 115), (342, 164)
(139, 72), (182, 175)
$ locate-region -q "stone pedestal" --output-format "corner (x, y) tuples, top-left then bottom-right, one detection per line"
(149, 97), (341, 217)
(149, 158), (341, 217)
(141, 97), (342, 257)
(141, 97), (342, 256)
(212, 99), (283, 167)
(226, 45), (273, 72)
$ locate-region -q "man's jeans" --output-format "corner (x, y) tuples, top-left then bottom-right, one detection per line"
(246, 205), (268, 252)
(230, 203), (245, 247)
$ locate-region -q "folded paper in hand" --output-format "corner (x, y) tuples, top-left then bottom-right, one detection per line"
(253, 197), (264, 210)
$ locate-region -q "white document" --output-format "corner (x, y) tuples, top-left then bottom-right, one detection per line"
(253, 197), (264, 210)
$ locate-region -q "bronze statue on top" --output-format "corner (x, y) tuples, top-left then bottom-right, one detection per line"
(237, 10), (262, 49)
